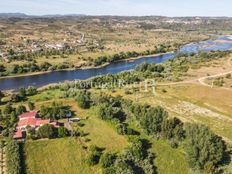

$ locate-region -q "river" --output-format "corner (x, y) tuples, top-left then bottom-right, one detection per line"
(1, 35), (232, 91)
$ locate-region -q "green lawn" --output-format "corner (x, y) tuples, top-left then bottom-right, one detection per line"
(24, 138), (97, 174)
(80, 107), (128, 151)
(152, 140), (191, 174)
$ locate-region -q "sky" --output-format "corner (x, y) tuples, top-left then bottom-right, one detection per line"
(0, 0), (232, 17)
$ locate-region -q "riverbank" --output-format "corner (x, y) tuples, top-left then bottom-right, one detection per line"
(0, 52), (173, 80)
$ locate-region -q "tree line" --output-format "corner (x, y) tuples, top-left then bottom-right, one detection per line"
(88, 44), (170, 67)
(60, 88), (229, 173)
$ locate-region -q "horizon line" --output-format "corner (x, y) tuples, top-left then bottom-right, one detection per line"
(0, 12), (232, 18)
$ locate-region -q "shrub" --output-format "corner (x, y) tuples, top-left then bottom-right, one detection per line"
(58, 126), (70, 137)
(86, 145), (102, 166)
(28, 101), (35, 111)
(100, 152), (117, 168)
(37, 124), (55, 139)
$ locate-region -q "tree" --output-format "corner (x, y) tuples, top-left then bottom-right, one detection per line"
(0, 64), (6, 72)
(58, 127), (70, 137)
(100, 152), (117, 168)
(86, 145), (102, 166)
(99, 104), (115, 120)
(37, 124), (55, 139)
(16, 105), (26, 115)
(0, 90), (4, 104)
(76, 90), (91, 109)
(6, 140), (21, 174)
(26, 86), (38, 96)
(161, 117), (185, 141)
(116, 123), (127, 135)
(2, 104), (14, 115)
(40, 102), (72, 120)
(28, 101), (35, 111)
(19, 88), (26, 98)
(140, 106), (168, 134)
(11, 94), (23, 103)
(184, 124), (226, 171)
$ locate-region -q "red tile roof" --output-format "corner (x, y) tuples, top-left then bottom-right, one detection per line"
(17, 118), (37, 127)
(13, 130), (24, 139)
(17, 118), (50, 128)
(36, 119), (50, 126)
(19, 112), (37, 119)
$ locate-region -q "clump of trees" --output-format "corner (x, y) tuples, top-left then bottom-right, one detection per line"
(213, 77), (225, 87)
(0, 104), (20, 136)
(100, 137), (155, 174)
(140, 106), (168, 135)
(10, 86), (38, 103)
(0, 90), (5, 104)
(58, 82), (229, 173)
(89, 44), (170, 67)
(5, 140), (21, 174)
(40, 102), (72, 120)
(99, 103), (125, 122)
(0, 61), (73, 77)
(58, 126), (70, 137)
(86, 145), (103, 166)
(135, 62), (165, 73)
(27, 124), (70, 140)
(184, 124), (226, 173)
(28, 101), (35, 111)
(37, 124), (55, 139)
(37, 124), (56, 139)
(161, 117), (185, 147)
(76, 90), (91, 109)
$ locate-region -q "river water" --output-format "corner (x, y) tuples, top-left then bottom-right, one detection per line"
(1, 35), (232, 91)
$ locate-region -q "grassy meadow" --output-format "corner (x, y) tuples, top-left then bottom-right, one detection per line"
(24, 138), (96, 174)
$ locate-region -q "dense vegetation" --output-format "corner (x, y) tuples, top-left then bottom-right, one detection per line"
(0, 104), (20, 136)
(1, 48), (231, 173)
(100, 137), (155, 174)
(5, 140), (21, 174)
(60, 86), (229, 173)
(88, 45), (170, 67)
(184, 124), (226, 172)
(55, 50), (232, 94)
(40, 101), (73, 120)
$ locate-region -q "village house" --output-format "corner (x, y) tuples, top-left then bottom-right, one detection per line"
(13, 111), (61, 140)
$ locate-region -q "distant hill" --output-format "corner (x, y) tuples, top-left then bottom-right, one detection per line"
(0, 13), (230, 20)
(42, 14), (86, 18)
(0, 13), (86, 19)
(0, 13), (28, 18)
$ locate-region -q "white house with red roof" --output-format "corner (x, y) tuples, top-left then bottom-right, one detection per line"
(13, 111), (61, 140)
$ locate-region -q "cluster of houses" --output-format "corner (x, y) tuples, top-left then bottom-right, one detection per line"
(13, 111), (62, 140)
(0, 32), (86, 60)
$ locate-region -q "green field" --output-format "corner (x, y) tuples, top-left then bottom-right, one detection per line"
(23, 100), (128, 173)
(152, 140), (190, 174)
(81, 107), (128, 151)
(24, 138), (96, 174)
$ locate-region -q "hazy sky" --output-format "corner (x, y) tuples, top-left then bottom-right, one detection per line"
(0, 0), (231, 16)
